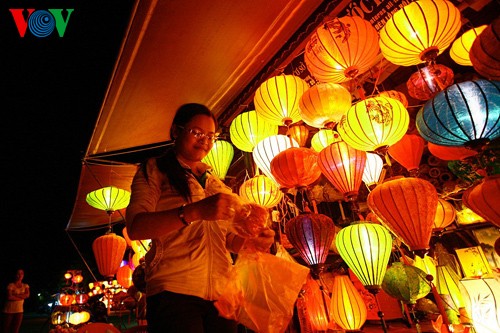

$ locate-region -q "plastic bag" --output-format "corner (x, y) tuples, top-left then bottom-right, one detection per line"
(215, 251), (309, 333)
(230, 203), (269, 238)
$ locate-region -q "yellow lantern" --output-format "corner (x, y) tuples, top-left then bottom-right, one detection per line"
(86, 186), (130, 214)
(239, 175), (283, 208)
(435, 264), (465, 314)
(254, 74), (309, 126)
(92, 232), (127, 280)
(337, 96), (409, 154)
(305, 16), (380, 83)
(362, 153), (384, 189)
(201, 139), (234, 180)
(330, 274), (367, 331)
(433, 199), (456, 232)
(298, 82), (352, 129)
(229, 110), (278, 152)
(379, 0), (461, 66)
(413, 254), (437, 279)
(68, 310), (91, 325)
(450, 25), (488, 66)
(286, 124), (309, 147)
(310, 129), (340, 152)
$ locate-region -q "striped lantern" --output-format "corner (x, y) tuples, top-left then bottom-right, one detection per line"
(462, 175), (500, 227)
(86, 186), (130, 214)
(310, 129), (340, 152)
(388, 134), (425, 176)
(433, 199), (457, 232)
(239, 175), (283, 208)
(201, 139), (234, 180)
(92, 233), (127, 279)
(450, 25), (488, 66)
(406, 64), (454, 101)
(470, 18), (500, 80)
(362, 153), (384, 188)
(330, 274), (367, 331)
(270, 147), (322, 190)
(116, 265), (133, 288)
(427, 142), (478, 161)
(229, 110), (278, 152)
(286, 124), (309, 147)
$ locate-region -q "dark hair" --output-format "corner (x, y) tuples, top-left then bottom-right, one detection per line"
(144, 103), (217, 201)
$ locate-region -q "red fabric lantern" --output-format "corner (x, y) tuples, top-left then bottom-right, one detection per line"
(318, 141), (367, 202)
(116, 265), (133, 288)
(407, 64), (454, 101)
(462, 175), (500, 227)
(367, 177), (438, 253)
(286, 124), (310, 147)
(92, 233), (127, 279)
(388, 134), (425, 175)
(470, 18), (500, 80)
(270, 147), (322, 190)
(427, 142), (478, 161)
(75, 293), (89, 305)
(59, 293), (75, 307)
(433, 199), (456, 232)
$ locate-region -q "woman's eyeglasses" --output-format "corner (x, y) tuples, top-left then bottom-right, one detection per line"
(177, 126), (218, 143)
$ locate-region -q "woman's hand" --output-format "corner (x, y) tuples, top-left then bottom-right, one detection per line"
(242, 228), (276, 253)
(187, 193), (243, 222)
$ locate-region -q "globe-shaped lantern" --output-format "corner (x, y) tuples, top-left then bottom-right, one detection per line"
(337, 96), (409, 154)
(229, 110), (278, 152)
(330, 274), (368, 331)
(406, 64), (454, 101)
(299, 82), (352, 129)
(462, 175), (500, 227)
(379, 0), (461, 66)
(254, 74), (309, 126)
(92, 233), (127, 280)
(239, 175), (283, 208)
(433, 199), (457, 232)
(86, 186), (131, 215)
(201, 139), (234, 180)
(286, 124), (309, 147)
(416, 80), (500, 149)
(304, 16), (380, 83)
(382, 262), (431, 305)
(367, 177), (438, 253)
(270, 147), (322, 190)
(450, 25), (488, 66)
(377, 90), (408, 108)
(362, 153), (384, 189)
(388, 134), (425, 176)
(469, 19), (500, 80)
(311, 129), (340, 152)
(427, 142), (478, 161)
(116, 265), (133, 288)
(318, 141), (367, 202)
(335, 222), (393, 292)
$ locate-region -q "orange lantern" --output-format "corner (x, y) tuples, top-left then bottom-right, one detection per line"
(239, 175), (283, 208)
(378, 90), (408, 108)
(462, 175), (500, 227)
(406, 64), (454, 101)
(71, 274), (83, 284)
(122, 227), (132, 247)
(427, 142), (478, 161)
(379, 0), (461, 66)
(469, 19), (500, 80)
(298, 82), (352, 129)
(367, 177), (438, 253)
(270, 147), (322, 190)
(286, 124), (309, 147)
(388, 134), (425, 176)
(310, 129), (340, 152)
(330, 274), (367, 331)
(303, 275), (334, 331)
(116, 265), (133, 288)
(304, 16), (380, 83)
(337, 96), (409, 154)
(92, 232), (127, 279)
(450, 25), (488, 66)
(59, 293), (75, 307)
(254, 74), (309, 126)
(318, 141), (367, 202)
(433, 199), (456, 232)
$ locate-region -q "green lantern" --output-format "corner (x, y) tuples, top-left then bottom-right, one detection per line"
(382, 262), (431, 305)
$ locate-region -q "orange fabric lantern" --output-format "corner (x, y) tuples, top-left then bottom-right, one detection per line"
(286, 124), (309, 147)
(388, 134), (425, 176)
(270, 147), (322, 190)
(367, 177), (438, 253)
(303, 275), (334, 331)
(433, 199), (456, 232)
(330, 274), (367, 331)
(469, 18), (500, 80)
(122, 227), (132, 247)
(378, 90), (408, 108)
(450, 25), (488, 66)
(462, 175), (500, 227)
(318, 141), (367, 202)
(304, 16), (380, 83)
(311, 129), (340, 152)
(59, 293), (75, 307)
(239, 175), (283, 208)
(298, 82), (352, 129)
(427, 142), (478, 161)
(254, 74), (309, 126)
(116, 265), (133, 288)
(337, 96), (409, 154)
(407, 64), (454, 101)
(71, 274), (83, 284)
(379, 0), (461, 66)
(92, 232), (127, 279)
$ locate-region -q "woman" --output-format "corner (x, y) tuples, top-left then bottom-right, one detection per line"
(126, 103), (275, 333)
(3, 269), (29, 333)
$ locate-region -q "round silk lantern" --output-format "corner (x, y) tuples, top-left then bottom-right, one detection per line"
(433, 199), (456, 231)
(59, 293), (75, 307)
(378, 90), (408, 108)
(304, 16), (380, 83)
(416, 80), (500, 149)
(337, 96), (409, 153)
(286, 124), (309, 147)
(116, 265), (133, 288)
(362, 153), (384, 188)
(462, 175), (500, 227)
(382, 262), (431, 305)
(336, 222), (393, 291)
(252, 134), (299, 184)
(229, 110), (278, 152)
(470, 19), (500, 80)
(311, 129), (340, 152)
(86, 186), (130, 214)
(367, 177), (438, 253)
(379, 0), (461, 66)
(254, 74), (309, 126)
(406, 64), (454, 101)
(450, 25), (488, 66)
(388, 134), (425, 176)
(201, 139), (234, 180)
(299, 82), (352, 129)
(75, 293), (89, 305)
(270, 147), (322, 190)
(318, 141), (367, 202)
(92, 232), (127, 279)
(51, 311), (66, 325)
(239, 175), (283, 208)
(285, 213), (336, 272)
(330, 274), (367, 331)
(427, 142), (478, 161)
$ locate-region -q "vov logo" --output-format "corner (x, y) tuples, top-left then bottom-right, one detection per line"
(10, 9), (74, 38)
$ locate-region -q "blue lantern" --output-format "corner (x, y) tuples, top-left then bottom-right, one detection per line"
(416, 80), (500, 149)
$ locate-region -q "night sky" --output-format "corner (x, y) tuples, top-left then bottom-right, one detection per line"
(1, 0), (135, 310)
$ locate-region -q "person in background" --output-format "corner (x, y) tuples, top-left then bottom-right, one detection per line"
(3, 269), (29, 333)
(126, 103), (275, 333)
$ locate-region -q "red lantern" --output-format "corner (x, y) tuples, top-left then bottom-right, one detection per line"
(270, 147), (322, 190)
(116, 265), (133, 288)
(367, 177), (438, 253)
(407, 64), (454, 101)
(462, 175), (500, 227)
(318, 141), (366, 202)
(388, 134), (425, 176)
(59, 293), (75, 306)
(75, 293), (89, 305)
(427, 142), (478, 161)
(470, 18), (500, 80)
(92, 233), (127, 279)
(433, 199), (456, 232)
